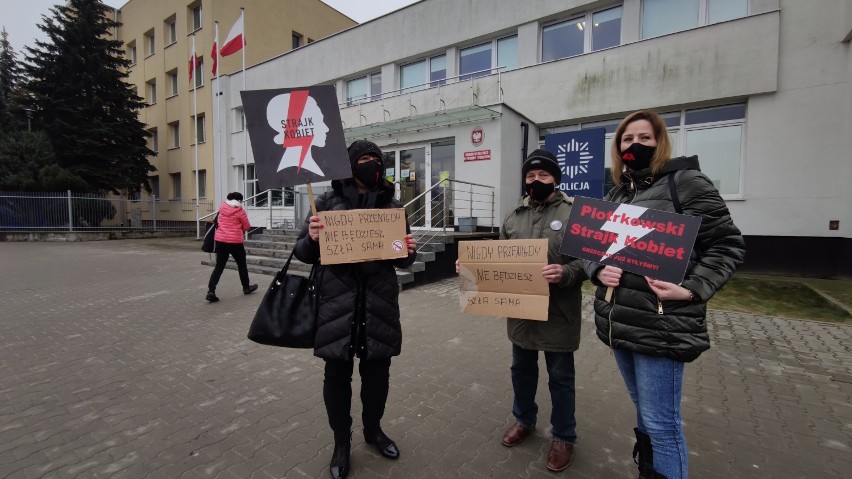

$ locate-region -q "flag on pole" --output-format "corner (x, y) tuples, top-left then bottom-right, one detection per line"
(211, 41), (218, 77)
(220, 10), (245, 57)
(188, 44), (198, 82)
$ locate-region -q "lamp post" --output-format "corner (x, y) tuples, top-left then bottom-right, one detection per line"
(22, 108), (33, 132)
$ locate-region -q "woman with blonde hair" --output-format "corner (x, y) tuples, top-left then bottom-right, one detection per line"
(584, 110), (745, 478)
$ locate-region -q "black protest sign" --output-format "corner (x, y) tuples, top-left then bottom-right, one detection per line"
(560, 196), (702, 284)
(240, 86), (350, 189)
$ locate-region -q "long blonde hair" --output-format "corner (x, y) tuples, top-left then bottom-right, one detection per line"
(610, 110), (673, 186)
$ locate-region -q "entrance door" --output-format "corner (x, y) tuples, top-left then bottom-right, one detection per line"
(390, 141), (455, 229)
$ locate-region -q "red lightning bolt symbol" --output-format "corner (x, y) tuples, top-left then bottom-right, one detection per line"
(282, 90), (314, 173)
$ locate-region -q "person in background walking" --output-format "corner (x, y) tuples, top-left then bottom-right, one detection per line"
(584, 110), (745, 479)
(205, 192), (258, 302)
(293, 140), (416, 479)
(457, 149), (587, 472)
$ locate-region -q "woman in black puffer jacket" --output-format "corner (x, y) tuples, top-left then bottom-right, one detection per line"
(293, 140), (415, 479)
(583, 111), (745, 479)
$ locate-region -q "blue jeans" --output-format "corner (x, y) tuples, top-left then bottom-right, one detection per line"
(510, 344), (576, 443)
(614, 349), (688, 479)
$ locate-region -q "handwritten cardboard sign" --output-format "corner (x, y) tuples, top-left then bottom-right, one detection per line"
(458, 239), (550, 321)
(559, 196), (701, 284)
(318, 208), (408, 265)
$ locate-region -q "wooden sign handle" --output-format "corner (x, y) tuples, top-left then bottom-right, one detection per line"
(306, 182), (318, 217)
(605, 286), (614, 303)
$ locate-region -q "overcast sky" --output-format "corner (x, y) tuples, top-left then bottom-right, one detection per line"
(1, 0), (419, 55)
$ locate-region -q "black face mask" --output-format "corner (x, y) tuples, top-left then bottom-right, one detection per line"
(526, 180), (555, 202)
(621, 143), (656, 171)
(353, 161), (382, 189)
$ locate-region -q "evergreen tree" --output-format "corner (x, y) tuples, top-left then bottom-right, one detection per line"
(22, 0), (155, 194)
(0, 27), (25, 131)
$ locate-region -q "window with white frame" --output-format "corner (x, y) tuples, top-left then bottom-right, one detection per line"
(144, 29), (155, 56)
(167, 69), (178, 97)
(346, 72), (381, 105)
(148, 127), (158, 153)
(400, 60), (428, 93)
(460, 35), (517, 81)
(165, 16), (177, 45)
(430, 54), (446, 87)
(234, 107), (246, 131)
(542, 5), (622, 62)
(127, 41), (137, 65)
(171, 173), (181, 200)
(149, 175), (160, 198)
(193, 113), (206, 144)
(197, 169), (207, 198)
(146, 79), (157, 105)
(168, 120), (180, 148)
(544, 103), (746, 197)
(642, 0), (747, 39)
(189, 3), (202, 32)
(193, 57), (204, 89)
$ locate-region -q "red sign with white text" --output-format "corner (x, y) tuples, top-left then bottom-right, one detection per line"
(464, 150), (491, 162)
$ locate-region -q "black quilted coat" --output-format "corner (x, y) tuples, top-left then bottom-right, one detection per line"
(294, 179), (415, 361)
(584, 156), (745, 362)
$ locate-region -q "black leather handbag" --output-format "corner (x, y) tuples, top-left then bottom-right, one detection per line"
(201, 214), (218, 253)
(247, 249), (318, 348)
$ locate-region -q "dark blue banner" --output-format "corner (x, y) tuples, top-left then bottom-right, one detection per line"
(544, 128), (606, 198)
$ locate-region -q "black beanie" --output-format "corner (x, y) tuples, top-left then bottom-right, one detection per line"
(347, 140), (383, 166)
(522, 149), (562, 184)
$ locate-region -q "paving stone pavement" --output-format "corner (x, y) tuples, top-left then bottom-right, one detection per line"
(0, 237), (850, 479)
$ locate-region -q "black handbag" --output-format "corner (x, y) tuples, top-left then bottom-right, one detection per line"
(247, 249), (318, 348)
(201, 213), (218, 253)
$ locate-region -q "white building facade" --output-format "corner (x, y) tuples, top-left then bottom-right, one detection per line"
(213, 0), (852, 277)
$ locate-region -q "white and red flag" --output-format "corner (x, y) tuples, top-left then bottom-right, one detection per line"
(188, 45), (198, 82)
(210, 41), (218, 77)
(219, 11), (245, 57)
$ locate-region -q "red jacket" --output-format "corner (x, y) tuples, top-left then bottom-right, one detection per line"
(214, 201), (250, 244)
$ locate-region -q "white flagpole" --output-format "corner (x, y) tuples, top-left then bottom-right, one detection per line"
(240, 7), (247, 200)
(193, 33), (200, 239)
(214, 22), (221, 208)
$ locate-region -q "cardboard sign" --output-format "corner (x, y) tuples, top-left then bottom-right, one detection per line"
(318, 208), (408, 264)
(560, 196), (702, 284)
(458, 239), (549, 321)
(240, 86), (351, 190)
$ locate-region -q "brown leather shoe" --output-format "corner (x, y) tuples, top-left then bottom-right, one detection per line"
(501, 422), (533, 447)
(546, 440), (574, 472)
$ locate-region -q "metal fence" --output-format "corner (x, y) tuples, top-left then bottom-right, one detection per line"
(0, 191), (215, 232)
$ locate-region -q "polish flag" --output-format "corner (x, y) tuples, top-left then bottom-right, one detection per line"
(210, 41), (218, 77)
(188, 48), (198, 82)
(219, 11), (245, 57)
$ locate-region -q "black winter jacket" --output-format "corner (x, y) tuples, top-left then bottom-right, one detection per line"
(294, 179), (415, 361)
(583, 156), (745, 362)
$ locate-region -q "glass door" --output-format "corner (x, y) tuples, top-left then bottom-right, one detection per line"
(399, 147), (426, 227)
(387, 141), (455, 229)
(430, 141), (455, 228)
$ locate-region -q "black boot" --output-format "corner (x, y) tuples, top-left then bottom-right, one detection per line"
(633, 428), (653, 479)
(205, 290), (219, 302)
(329, 430), (350, 479)
(364, 428), (399, 460)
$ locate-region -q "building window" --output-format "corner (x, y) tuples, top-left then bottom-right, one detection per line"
(148, 128), (158, 153)
(234, 107), (246, 131)
(430, 54), (446, 87)
(346, 72), (381, 105)
(146, 79), (157, 105)
(150, 176), (160, 198)
(642, 0), (747, 39)
(193, 113), (206, 144)
(144, 29), (155, 57)
(292, 32), (303, 49)
(197, 169), (207, 198)
(542, 6), (622, 62)
(496, 36), (517, 71)
(460, 35), (516, 81)
(592, 6), (623, 51)
(171, 173), (181, 200)
(237, 165), (256, 201)
(401, 60), (427, 93)
(169, 121), (180, 148)
(167, 69), (178, 97)
(193, 57), (204, 88)
(165, 16), (177, 45)
(189, 3), (202, 32)
(127, 41), (137, 65)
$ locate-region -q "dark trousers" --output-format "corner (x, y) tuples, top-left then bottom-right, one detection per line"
(323, 357), (391, 435)
(510, 343), (577, 443)
(207, 241), (250, 291)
